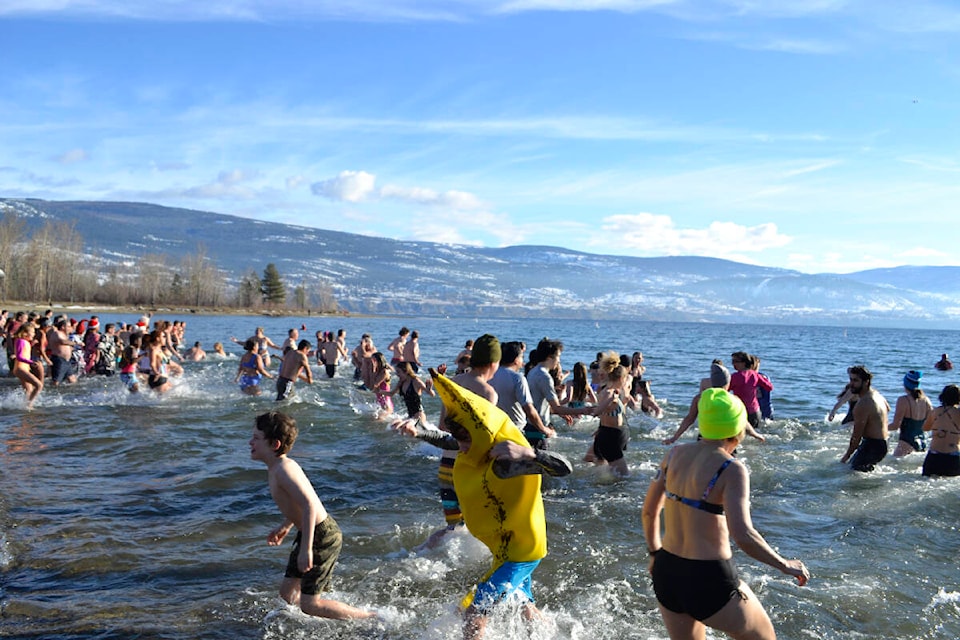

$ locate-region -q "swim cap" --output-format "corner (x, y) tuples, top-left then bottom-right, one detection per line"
(698, 388), (747, 440)
(710, 362), (731, 388)
(470, 334), (501, 368)
(904, 370), (922, 390)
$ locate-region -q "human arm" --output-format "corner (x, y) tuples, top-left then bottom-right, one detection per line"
(641, 459), (667, 571)
(828, 388), (853, 421)
(757, 372), (773, 391)
(840, 405), (866, 463)
(723, 462), (809, 586)
(489, 440), (573, 478)
(888, 396), (907, 431)
(391, 417), (459, 449)
(922, 410), (937, 432)
(522, 403), (555, 438)
(267, 519), (295, 546)
(255, 354), (273, 379)
(663, 396), (699, 445)
(14, 339), (34, 364)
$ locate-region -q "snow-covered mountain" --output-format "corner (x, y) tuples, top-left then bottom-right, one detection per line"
(3, 198), (959, 328)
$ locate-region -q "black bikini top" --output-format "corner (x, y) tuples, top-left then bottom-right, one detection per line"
(664, 458), (734, 515)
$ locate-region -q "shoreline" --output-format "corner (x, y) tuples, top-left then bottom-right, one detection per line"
(0, 300), (358, 319)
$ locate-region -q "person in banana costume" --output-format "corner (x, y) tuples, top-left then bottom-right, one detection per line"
(429, 356), (572, 640)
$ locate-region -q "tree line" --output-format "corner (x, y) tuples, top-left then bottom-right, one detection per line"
(0, 212), (338, 312)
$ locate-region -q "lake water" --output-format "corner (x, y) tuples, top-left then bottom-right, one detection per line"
(2, 314), (960, 640)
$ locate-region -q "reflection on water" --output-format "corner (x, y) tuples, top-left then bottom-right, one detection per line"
(1, 315), (960, 639)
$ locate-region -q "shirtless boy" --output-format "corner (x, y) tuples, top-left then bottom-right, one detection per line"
(250, 411), (374, 620)
(276, 340), (314, 401)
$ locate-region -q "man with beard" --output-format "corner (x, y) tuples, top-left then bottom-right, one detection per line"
(840, 365), (890, 472)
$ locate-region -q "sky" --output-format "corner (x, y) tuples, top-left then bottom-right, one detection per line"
(2, 1), (960, 274)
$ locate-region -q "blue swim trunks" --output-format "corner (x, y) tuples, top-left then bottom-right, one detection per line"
(471, 560), (540, 614)
(119, 372), (138, 390)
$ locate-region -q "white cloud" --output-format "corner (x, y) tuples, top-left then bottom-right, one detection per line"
(311, 170), (377, 203)
(593, 212), (791, 257)
(286, 175), (306, 190)
(55, 148), (88, 164)
(378, 185), (484, 210)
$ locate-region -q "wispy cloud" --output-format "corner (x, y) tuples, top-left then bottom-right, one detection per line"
(54, 148), (88, 164)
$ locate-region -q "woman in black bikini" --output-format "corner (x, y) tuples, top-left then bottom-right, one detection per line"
(642, 388), (809, 640)
(921, 384), (960, 477)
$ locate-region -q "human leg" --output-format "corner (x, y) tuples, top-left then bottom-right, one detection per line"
(702, 581), (776, 640)
(658, 605), (707, 640)
(300, 593), (374, 619)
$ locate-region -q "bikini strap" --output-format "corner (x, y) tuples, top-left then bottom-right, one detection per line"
(701, 458), (735, 501)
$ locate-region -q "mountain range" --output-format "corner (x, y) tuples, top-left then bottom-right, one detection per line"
(3, 197), (959, 329)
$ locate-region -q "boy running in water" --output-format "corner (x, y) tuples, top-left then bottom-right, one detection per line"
(250, 411), (374, 620)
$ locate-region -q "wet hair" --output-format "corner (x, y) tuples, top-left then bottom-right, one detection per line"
(297, 339), (312, 351)
(939, 384), (960, 407)
(907, 387), (926, 401)
(399, 327), (410, 336)
(255, 411), (298, 456)
(619, 354), (630, 367)
(848, 365), (872, 385)
(572, 362), (589, 402)
(244, 338), (256, 351)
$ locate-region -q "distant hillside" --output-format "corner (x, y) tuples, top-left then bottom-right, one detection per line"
(2, 197), (959, 328)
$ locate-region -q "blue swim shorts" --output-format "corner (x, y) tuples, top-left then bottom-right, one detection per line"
(472, 560), (539, 614)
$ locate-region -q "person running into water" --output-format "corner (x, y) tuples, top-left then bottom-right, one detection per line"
(664, 361), (765, 445)
(889, 370), (933, 457)
(380, 361), (435, 423)
(729, 351), (773, 433)
(840, 365), (890, 472)
(429, 365), (572, 640)
(591, 360), (635, 477)
(119, 333), (142, 393)
(12, 323), (43, 408)
(236, 338), (274, 396)
(231, 327), (281, 367)
(276, 340), (314, 401)
(249, 411), (375, 620)
(921, 384), (960, 477)
(183, 341), (206, 361)
(563, 361), (597, 408)
(643, 388), (809, 640)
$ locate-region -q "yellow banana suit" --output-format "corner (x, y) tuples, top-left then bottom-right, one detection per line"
(429, 369), (547, 608)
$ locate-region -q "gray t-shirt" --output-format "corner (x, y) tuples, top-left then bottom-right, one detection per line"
(527, 365), (558, 426)
(490, 366), (534, 427)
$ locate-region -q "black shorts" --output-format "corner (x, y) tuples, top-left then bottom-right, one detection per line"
(148, 374), (167, 389)
(325, 364), (336, 378)
(284, 516), (343, 596)
(850, 437), (888, 472)
(593, 425), (628, 463)
(652, 549), (743, 621)
(276, 376), (293, 401)
(922, 451), (960, 477)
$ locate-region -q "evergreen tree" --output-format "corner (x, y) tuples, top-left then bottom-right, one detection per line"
(170, 273), (184, 303)
(261, 263), (286, 305)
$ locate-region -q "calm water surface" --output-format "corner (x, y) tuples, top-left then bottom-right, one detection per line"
(2, 315), (960, 639)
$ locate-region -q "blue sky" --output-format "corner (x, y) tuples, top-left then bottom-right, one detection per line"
(2, 1), (960, 274)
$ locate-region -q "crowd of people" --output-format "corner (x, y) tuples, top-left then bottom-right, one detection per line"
(5, 311), (959, 639)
